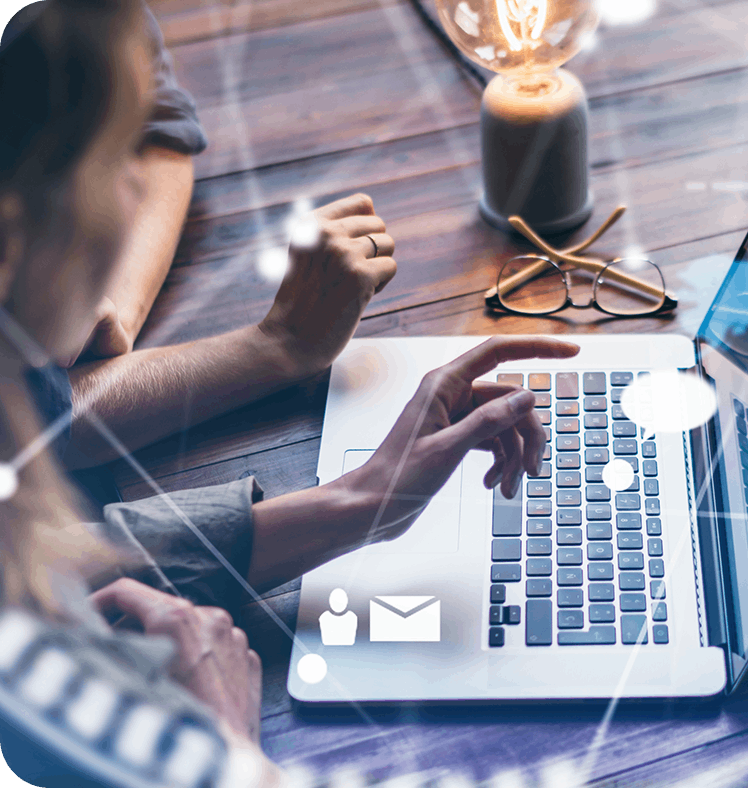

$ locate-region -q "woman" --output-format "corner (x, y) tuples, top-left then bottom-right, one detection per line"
(0, 0), (578, 783)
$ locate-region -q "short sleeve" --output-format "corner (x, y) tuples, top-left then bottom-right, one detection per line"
(141, 1), (208, 155)
(93, 477), (263, 620)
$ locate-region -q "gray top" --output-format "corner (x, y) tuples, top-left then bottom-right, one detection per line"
(1, 0), (208, 155)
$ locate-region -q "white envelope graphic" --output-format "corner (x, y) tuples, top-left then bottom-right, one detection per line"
(369, 596), (440, 642)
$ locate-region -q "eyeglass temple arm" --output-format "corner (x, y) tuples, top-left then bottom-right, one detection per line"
(562, 205), (627, 255)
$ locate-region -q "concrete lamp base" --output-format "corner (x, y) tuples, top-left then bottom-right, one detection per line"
(479, 68), (594, 236)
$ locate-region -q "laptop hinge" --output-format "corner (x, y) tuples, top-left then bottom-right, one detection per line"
(689, 422), (729, 650)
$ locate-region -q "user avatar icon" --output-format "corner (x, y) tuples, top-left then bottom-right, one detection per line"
(319, 588), (358, 646)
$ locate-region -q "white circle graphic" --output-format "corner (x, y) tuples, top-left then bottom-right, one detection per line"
(0, 464), (19, 501)
(297, 653), (327, 684)
(602, 459), (635, 493)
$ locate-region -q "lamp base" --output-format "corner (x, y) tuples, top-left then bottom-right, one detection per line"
(479, 189), (594, 235)
(480, 69), (593, 235)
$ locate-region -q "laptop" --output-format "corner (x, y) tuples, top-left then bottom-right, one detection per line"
(287, 234), (748, 703)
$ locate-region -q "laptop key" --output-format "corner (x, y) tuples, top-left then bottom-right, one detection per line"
(648, 538), (663, 556)
(527, 518), (552, 535)
(584, 396), (607, 412)
(588, 563), (614, 580)
(557, 471), (581, 487)
(617, 532), (643, 549)
(587, 504), (612, 520)
(527, 501), (552, 517)
(557, 436), (581, 451)
(529, 374), (551, 391)
(586, 485), (611, 502)
(643, 460), (658, 477)
(526, 599), (553, 646)
(538, 411), (552, 426)
(585, 431), (609, 447)
(492, 539), (521, 561)
(527, 538), (552, 556)
(493, 487), (522, 535)
(528, 462), (552, 479)
(621, 615), (648, 644)
(526, 559), (552, 576)
(557, 454), (581, 469)
(585, 448), (609, 464)
(649, 559), (665, 578)
(587, 522), (612, 540)
(557, 548), (583, 565)
(490, 584), (506, 604)
(557, 510), (582, 526)
(620, 593), (646, 612)
(583, 372), (606, 394)
(557, 527), (582, 545)
(497, 373), (523, 386)
(617, 513), (642, 530)
(611, 372), (634, 386)
(589, 604), (616, 623)
(734, 398), (745, 418)
(616, 493), (641, 510)
(557, 568), (583, 586)
(557, 401), (579, 416)
(556, 372), (579, 399)
(588, 583), (615, 601)
(527, 481), (552, 497)
(642, 441), (657, 457)
(611, 404), (626, 419)
(650, 580), (666, 599)
(618, 552), (644, 570)
(556, 418), (580, 433)
(613, 422), (637, 437)
(644, 479), (659, 496)
(535, 392), (551, 408)
(489, 605), (505, 625)
(558, 610), (584, 629)
(504, 605), (521, 625)
(489, 627), (505, 647)
(558, 626), (616, 645)
(584, 413), (608, 429)
(619, 573), (645, 591)
(492, 565), (521, 582)
(557, 589), (584, 607)
(526, 579), (552, 597)
(557, 490), (582, 506)
(652, 624), (669, 644)
(585, 466), (604, 483)
(613, 440), (638, 455)
(646, 499), (661, 516)
(652, 602), (667, 621)
(588, 543), (613, 561)
(610, 388), (624, 404)
(646, 517), (661, 535)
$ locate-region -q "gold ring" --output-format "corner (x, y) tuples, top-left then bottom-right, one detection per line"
(365, 234), (379, 257)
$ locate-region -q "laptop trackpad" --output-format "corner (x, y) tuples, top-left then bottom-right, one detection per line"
(342, 450), (461, 554)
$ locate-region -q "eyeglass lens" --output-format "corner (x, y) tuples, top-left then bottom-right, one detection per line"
(595, 258), (666, 315)
(498, 256), (566, 314)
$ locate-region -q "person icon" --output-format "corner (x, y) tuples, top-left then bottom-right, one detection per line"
(319, 588), (358, 646)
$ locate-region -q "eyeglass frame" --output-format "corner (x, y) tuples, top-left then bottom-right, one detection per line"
(485, 254), (678, 317)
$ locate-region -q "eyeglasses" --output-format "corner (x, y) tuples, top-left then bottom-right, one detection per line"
(485, 254), (678, 317)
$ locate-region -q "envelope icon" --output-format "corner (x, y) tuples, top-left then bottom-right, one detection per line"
(369, 596), (440, 642)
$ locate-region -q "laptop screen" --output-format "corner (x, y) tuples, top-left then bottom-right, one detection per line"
(697, 231), (748, 658)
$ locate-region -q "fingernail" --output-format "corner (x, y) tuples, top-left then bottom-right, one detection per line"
(506, 389), (535, 411)
(509, 474), (521, 499)
(534, 447), (545, 476)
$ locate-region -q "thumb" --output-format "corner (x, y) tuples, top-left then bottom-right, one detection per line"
(440, 388), (536, 456)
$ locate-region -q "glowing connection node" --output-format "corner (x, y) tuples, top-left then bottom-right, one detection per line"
(620, 370), (718, 439)
(297, 653), (327, 684)
(288, 214), (321, 251)
(256, 247), (289, 285)
(602, 459), (635, 493)
(0, 464), (19, 501)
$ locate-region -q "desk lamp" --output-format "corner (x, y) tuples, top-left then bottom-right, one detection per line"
(435, 0), (600, 234)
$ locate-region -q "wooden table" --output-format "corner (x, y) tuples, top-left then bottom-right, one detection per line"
(112, 0), (748, 783)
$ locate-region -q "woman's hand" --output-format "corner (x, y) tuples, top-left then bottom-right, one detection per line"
(344, 335), (580, 542)
(258, 193), (396, 378)
(89, 578), (262, 743)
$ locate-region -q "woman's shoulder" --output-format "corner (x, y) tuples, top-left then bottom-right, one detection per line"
(0, 605), (230, 788)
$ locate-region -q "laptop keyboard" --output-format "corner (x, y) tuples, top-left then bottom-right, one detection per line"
(488, 371), (669, 648)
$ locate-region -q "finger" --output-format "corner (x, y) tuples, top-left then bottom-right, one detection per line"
(336, 214), (386, 238)
(90, 577), (180, 623)
(483, 437), (506, 488)
(370, 256), (397, 293)
(314, 193), (375, 221)
(246, 648), (263, 743)
(443, 336), (580, 384)
(498, 427), (524, 499)
(439, 387), (536, 457)
(515, 409), (547, 477)
(358, 232), (395, 260)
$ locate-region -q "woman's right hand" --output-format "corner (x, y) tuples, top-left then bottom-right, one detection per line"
(343, 335), (580, 543)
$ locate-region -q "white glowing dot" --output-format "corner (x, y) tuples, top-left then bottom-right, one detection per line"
(539, 761), (581, 788)
(621, 371), (718, 438)
(599, 0), (656, 26)
(288, 215), (321, 250)
(297, 653), (327, 684)
(579, 30), (598, 51)
(602, 459), (635, 492)
(0, 464), (18, 501)
(256, 247), (289, 284)
(621, 247), (647, 265)
(485, 769), (527, 788)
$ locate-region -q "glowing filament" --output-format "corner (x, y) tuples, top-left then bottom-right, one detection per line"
(496, 0), (548, 52)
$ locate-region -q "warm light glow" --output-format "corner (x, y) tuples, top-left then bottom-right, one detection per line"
(435, 0), (600, 78)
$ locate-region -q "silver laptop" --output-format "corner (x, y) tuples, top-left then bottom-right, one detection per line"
(287, 234), (748, 703)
